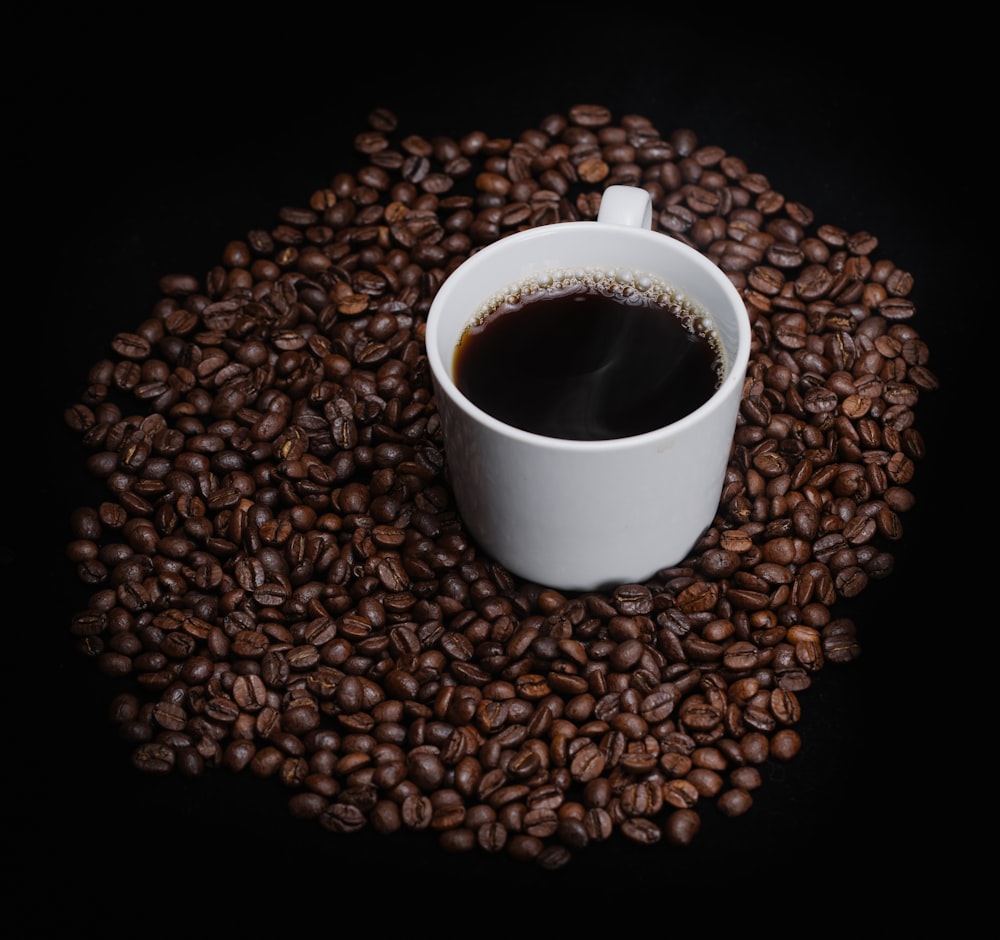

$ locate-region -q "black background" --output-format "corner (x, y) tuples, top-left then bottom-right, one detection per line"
(7, 21), (975, 934)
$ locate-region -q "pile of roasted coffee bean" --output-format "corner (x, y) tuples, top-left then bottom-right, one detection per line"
(62, 104), (937, 870)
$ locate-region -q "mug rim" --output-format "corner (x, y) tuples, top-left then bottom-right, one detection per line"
(425, 219), (752, 452)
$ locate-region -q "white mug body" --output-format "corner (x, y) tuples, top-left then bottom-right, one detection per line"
(425, 186), (751, 591)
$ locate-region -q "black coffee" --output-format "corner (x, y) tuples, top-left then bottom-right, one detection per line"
(453, 271), (723, 440)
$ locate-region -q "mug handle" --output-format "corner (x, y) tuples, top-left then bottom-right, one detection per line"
(596, 185), (653, 230)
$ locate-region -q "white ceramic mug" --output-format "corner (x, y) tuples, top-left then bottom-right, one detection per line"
(425, 185), (751, 591)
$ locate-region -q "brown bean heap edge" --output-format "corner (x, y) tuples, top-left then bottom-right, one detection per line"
(63, 104), (937, 870)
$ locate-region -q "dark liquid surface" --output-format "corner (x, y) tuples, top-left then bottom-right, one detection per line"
(453, 282), (722, 440)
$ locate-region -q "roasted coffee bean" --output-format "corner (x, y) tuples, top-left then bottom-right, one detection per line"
(62, 103), (934, 869)
(664, 808), (701, 846)
(717, 788), (754, 818)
